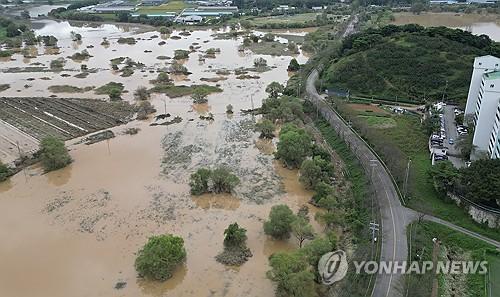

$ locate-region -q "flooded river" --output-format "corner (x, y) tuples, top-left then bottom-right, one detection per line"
(392, 12), (500, 41)
(0, 20), (315, 297)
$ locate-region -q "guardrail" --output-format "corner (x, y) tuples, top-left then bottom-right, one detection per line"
(307, 70), (407, 206)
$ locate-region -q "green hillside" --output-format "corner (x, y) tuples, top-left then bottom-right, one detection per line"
(321, 25), (500, 103)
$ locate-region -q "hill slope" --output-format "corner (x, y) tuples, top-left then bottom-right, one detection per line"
(321, 25), (500, 103)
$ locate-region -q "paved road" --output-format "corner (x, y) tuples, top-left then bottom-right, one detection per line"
(306, 70), (413, 297)
(305, 70), (500, 297)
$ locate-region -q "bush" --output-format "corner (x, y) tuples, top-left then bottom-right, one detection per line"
(263, 204), (296, 239)
(288, 58), (300, 71)
(135, 234), (186, 281)
(216, 222), (252, 266)
(40, 136), (72, 172)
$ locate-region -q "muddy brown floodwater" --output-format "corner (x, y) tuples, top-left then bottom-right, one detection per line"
(0, 20), (318, 297)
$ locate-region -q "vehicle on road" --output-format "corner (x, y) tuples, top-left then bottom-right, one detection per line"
(449, 138), (454, 145)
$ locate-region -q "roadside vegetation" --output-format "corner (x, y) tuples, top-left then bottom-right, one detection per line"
(135, 234), (186, 281)
(407, 220), (497, 296)
(0, 161), (10, 182)
(328, 99), (500, 241)
(320, 25), (500, 104)
(40, 136), (72, 172)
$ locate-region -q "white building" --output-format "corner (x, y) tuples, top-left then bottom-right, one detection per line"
(464, 55), (500, 159)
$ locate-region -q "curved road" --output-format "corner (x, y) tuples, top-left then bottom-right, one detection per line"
(305, 70), (500, 297)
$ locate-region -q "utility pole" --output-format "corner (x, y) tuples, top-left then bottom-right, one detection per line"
(250, 93), (255, 123)
(297, 81), (301, 98)
(163, 97), (167, 115)
(403, 158), (412, 199)
(369, 159), (378, 220)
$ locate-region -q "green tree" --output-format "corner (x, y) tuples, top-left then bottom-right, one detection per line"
(264, 204), (296, 239)
(191, 87), (209, 104)
(223, 222), (247, 248)
(265, 81), (284, 98)
(189, 168), (212, 195)
(267, 252), (317, 297)
(255, 119), (275, 139)
(460, 159), (500, 206)
(108, 88), (122, 101)
(288, 58), (300, 71)
(226, 104), (233, 114)
(299, 159), (323, 189)
(40, 136), (72, 172)
(291, 216), (315, 248)
(211, 167), (240, 194)
(428, 161), (459, 195)
(299, 237), (335, 267)
(135, 234), (186, 281)
(276, 124), (312, 168)
(0, 161), (9, 182)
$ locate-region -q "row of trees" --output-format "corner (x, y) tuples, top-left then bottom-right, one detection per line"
(429, 159), (500, 207)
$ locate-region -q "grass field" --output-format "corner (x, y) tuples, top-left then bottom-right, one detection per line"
(136, 1), (189, 13)
(250, 13), (320, 26)
(334, 100), (500, 242)
(486, 251), (500, 297)
(407, 221), (495, 297)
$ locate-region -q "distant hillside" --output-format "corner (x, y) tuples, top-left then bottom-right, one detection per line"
(321, 25), (500, 103)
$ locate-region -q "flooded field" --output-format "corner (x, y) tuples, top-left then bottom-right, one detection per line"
(391, 12), (500, 41)
(0, 20), (316, 297)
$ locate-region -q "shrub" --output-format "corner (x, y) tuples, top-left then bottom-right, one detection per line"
(253, 57), (267, 67)
(40, 136), (72, 172)
(135, 234), (186, 281)
(288, 58), (300, 71)
(226, 104), (233, 114)
(263, 204), (296, 239)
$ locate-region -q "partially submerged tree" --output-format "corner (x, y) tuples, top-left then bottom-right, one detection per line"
(288, 58), (300, 72)
(265, 82), (284, 98)
(226, 104), (233, 114)
(134, 86), (150, 101)
(263, 204), (296, 239)
(216, 222), (252, 265)
(253, 57), (267, 68)
(191, 87), (209, 104)
(291, 216), (314, 248)
(255, 119), (275, 139)
(267, 252), (316, 297)
(223, 222), (247, 248)
(0, 161), (9, 182)
(189, 168), (212, 195)
(211, 167), (240, 194)
(40, 136), (72, 172)
(135, 234), (186, 281)
(275, 124), (312, 168)
(189, 167), (239, 195)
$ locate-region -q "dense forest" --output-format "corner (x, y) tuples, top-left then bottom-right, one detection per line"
(321, 25), (500, 103)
